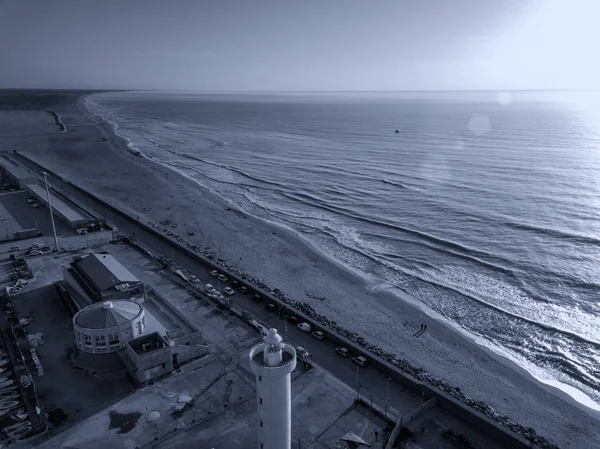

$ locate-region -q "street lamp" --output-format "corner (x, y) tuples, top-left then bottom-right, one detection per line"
(385, 377), (391, 417)
(42, 172), (59, 252)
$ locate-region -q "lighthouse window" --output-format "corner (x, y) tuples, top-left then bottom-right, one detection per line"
(259, 420), (263, 428)
(260, 443), (263, 449)
(258, 375), (262, 382)
(259, 397), (262, 405)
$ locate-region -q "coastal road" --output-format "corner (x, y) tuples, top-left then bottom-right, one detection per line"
(14, 154), (424, 417)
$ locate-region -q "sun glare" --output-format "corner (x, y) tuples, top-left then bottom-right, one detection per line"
(485, 0), (600, 90)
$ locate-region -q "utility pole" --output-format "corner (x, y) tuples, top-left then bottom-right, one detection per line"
(43, 172), (59, 252)
(385, 377), (391, 418)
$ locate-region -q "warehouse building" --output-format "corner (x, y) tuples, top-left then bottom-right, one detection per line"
(62, 253), (146, 307)
(0, 156), (38, 189)
(26, 183), (89, 230)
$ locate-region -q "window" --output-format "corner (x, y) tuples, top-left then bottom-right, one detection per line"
(258, 376), (262, 382)
(95, 335), (106, 346)
(108, 332), (119, 345)
(84, 335), (92, 343)
(259, 397), (262, 405)
(259, 420), (263, 428)
(260, 443), (263, 449)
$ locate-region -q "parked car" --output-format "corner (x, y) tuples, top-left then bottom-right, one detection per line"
(31, 243), (41, 249)
(239, 286), (248, 293)
(296, 346), (310, 361)
(312, 331), (325, 341)
(31, 203), (39, 208)
(231, 280), (239, 287)
(205, 284), (216, 293)
(352, 356), (369, 368)
(26, 198), (35, 204)
(218, 274), (228, 283)
(265, 303), (277, 312)
(297, 322), (312, 333)
(189, 275), (199, 283)
(335, 347), (350, 357)
(224, 287), (234, 296)
(9, 246), (20, 252)
(252, 294), (263, 302)
(28, 250), (42, 256)
(209, 270), (219, 277)
(287, 316), (299, 325)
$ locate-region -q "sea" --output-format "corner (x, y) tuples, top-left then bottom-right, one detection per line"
(84, 90), (600, 409)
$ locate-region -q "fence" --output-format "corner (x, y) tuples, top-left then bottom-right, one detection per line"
(385, 397), (437, 449)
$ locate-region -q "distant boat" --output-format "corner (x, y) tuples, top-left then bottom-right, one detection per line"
(395, 130), (399, 133)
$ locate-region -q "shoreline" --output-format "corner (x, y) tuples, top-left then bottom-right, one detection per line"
(4, 93), (600, 448)
(85, 95), (600, 417)
(81, 97), (600, 444)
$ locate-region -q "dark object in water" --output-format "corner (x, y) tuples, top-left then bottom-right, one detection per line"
(395, 130), (399, 134)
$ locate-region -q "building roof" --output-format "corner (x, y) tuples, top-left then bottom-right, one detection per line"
(74, 253), (140, 292)
(75, 300), (143, 329)
(27, 183), (87, 223)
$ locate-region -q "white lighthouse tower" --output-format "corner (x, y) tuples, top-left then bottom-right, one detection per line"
(249, 328), (297, 449)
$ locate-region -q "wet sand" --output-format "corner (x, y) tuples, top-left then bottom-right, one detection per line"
(1, 91), (599, 448)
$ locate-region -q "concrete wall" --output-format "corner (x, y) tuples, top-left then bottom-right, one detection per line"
(171, 331), (209, 365)
(124, 340), (172, 384)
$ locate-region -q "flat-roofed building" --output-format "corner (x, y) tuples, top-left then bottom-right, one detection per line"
(62, 253), (146, 306)
(0, 157), (38, 189)
(26, 183), (89, 229)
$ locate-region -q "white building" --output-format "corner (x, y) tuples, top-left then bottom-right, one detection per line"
(249, 328), (296, 449)
(73, 300), (147, 354)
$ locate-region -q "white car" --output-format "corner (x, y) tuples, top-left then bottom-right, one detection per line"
(190, 275), (199, 283)
(209, 270), (219, 277)
(297, 323), (312, 333)
(218, 274), (228, 283)
(9, 246), (19, 252)
(28, 250), (42, 256)
(224, 287), (234, 296)
(205, 284), (216, 293)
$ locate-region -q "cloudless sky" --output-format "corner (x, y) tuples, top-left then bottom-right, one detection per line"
(0, 0), (597, 91)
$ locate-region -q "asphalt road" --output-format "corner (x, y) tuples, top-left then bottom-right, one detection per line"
(17, 157), (423, 418)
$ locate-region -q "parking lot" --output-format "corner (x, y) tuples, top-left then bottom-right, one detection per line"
(0, 190), (74, 239)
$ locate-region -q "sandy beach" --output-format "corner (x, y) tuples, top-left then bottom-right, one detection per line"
(1, 92), (599, 448)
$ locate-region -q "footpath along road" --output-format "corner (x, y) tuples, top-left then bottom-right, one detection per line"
(14, 154), (424, 420)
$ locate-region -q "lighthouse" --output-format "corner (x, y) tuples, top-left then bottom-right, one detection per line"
(249, 328), (297, 449)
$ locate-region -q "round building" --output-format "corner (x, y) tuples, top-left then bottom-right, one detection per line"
(73, 300), (146, 354)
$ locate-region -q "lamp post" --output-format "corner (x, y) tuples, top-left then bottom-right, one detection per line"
(43, 172), (59, 252)
(385, 377), (391, 418)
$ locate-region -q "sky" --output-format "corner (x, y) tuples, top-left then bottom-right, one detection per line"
(0, 0), (598, 91)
